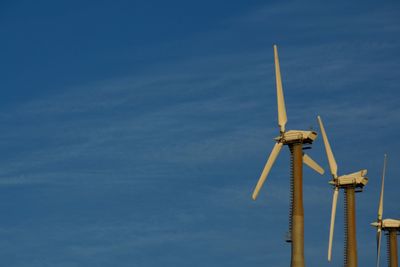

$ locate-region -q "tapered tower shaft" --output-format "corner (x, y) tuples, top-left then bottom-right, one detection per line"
(290, 143), (305, 267)
(344, 187), (357, 267)
(388, 230), (398, 267)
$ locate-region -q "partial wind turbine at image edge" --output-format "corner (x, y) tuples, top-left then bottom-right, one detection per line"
(371, 154), (400, 267)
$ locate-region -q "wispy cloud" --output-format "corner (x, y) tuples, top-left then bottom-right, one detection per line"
(0, 1), (399, 266)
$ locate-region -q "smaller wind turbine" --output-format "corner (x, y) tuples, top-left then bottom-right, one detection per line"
(317, 116), (368, 267)
(371, 154), (400, 267)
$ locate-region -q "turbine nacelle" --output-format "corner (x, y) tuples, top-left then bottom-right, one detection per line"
(329, 170), (368, 188)
(274, 130), (317, 145)
(371, 219), (400, 230)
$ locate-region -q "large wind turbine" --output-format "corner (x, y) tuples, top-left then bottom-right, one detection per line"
(317, 116), (368, 267)
(252, 45), (324, 267)
(371, 154), (400, 267)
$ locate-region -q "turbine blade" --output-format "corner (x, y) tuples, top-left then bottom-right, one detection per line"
(303, 153), (325, 175)
(252, 142), (283, 200)
(328, 187), (339, 261)
(376, 230), (382, 267)
(378, 154), (387, 221)
(317, 116), (338, 178)
(274, 45), (287, 133)
(375, 155), (386, 267)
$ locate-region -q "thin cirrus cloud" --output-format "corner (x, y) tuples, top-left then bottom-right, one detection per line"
(0, 51), (272, 186)
(0, 1), (399, 267)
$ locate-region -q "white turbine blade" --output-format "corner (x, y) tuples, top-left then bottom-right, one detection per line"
(376, 229), (382, 267)
(303, 153), (325, 175)
(317, 116), (338, 178)
(328, 187), (339, 261)
(375, 154), (386, 267)
(378, 154), (387, 221)
(252, 142), (283, 200)
(273, 45), (287, 133)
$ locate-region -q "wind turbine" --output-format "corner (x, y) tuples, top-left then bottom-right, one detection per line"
(371, 154), (400, 267)
(317, 116), (368, 267)
(251, 45), (324, 267)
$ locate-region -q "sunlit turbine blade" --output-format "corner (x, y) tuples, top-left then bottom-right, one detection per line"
(317, 116), (338, 178)
(303, 154), (325, 175)
(328, 187), (339, 261)
(378, 154), (387, 221)
(376, 229), (382, 267)
(252, 142), (283, 200)
(274, 45), (287, 133)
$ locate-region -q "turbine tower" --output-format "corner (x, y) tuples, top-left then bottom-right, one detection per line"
(371, 154), (400, 267)
(252, 45), (324, 267)
(317, 116), (368, 267)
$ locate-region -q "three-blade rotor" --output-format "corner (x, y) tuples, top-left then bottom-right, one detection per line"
(317, 116), (339, 261)
(251, 45), (288, 200)
(252, 45), (323, 200)
(375, 154), (387, 267)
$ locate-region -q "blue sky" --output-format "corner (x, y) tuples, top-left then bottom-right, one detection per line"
(0, 1), (399, 266)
